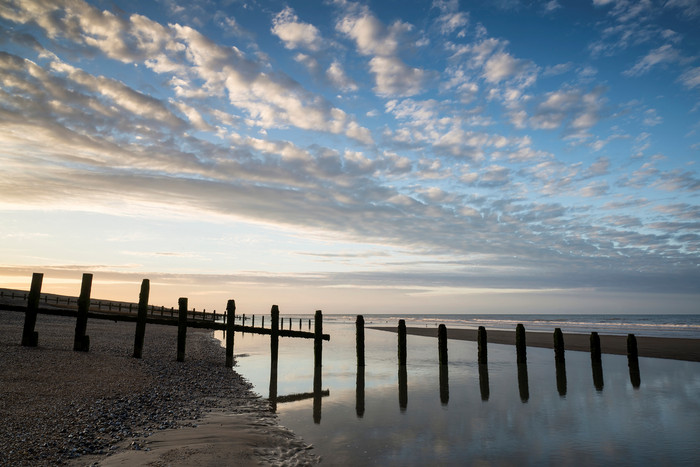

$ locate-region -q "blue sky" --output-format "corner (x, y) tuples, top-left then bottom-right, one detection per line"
(1, 0), (698, 314)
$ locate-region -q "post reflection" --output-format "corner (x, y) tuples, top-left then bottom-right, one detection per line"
(517, 362), (529, 403)
(356, 365), (365, 418)
(628, 355), (641, 389)
(313, 364), (322, 424)
(269, 359), (278, 412)
(555, 356), (567, 397)
(439, 364), (449, 405)
(478, 363), (490, 401)
(398, 365), (408, 412)
(592, 361), (604, 392)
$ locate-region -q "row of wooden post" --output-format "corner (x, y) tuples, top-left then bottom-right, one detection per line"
(16, 273), (327, 371)
(353, 315), (641, 403)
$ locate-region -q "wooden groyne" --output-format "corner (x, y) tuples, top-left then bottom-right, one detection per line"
(1, 273), (330, 369)
(358, 316), (664, 408)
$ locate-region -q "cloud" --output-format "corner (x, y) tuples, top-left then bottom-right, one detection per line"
(336, 3), (428, 96)
(271, 7), (323, 52)
(432, 0), (469, 36)
(624, 44), (682, 76)
(679, 67), (700, 89)
(326, 61), (359, 92)
(530, 86), (607, 135)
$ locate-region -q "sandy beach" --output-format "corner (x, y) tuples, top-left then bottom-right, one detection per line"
(369, 326), (700, 362)
(0, 309), (319, 466)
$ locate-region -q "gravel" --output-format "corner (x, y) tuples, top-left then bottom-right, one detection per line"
(0, 308), (319, 466)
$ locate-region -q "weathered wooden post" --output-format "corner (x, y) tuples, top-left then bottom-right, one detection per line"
(271, 305), (280, 366)
(516, 323), (526, 363)
(252, 315), (255, 327)
(553, 328), (565, 360)
(132, 279), (150, 358)
(262, 315), (265, 328)
(314, 310), (323, 368)
(477, 326), (487, 364)
(21, 273), (43, 347)
(398, 319), (407, 366)
(20, 272), (44, 347)
(590, 332), (603, 391)
(590, 331), (602, 363)
(73, 273), (92, 352)
(299, 318), (302, 330)
(627, 333), (640, 388)
(356, 315), (365, 367)
(177, 297), (187, 362)
(225, 300), (235, 368)
(438, 324), (448, 366)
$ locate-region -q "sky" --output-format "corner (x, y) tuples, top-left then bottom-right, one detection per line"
(1, 0), (699, 315)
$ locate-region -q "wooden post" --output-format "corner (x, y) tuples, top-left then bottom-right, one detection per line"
(270, 305), (280, 366)
(627, 333), (640, 389)
(477, 326), (487, 364)
(356, 315), (365, 367)
(590, 331), (602, 363)
(517, 362), (529, 402)
(299, 318), (302, 330)
(225, 300), (235, 368)
(177, 297), (187, 362)
(516, 323), (526, 363)
(398, 319), (407, 366)
(553, 328), (565, 360)
(132, 279), (149, 358)
(262, 315), (265, 328)
(21, 273), (43, 347)
(314, 310), (323, 368)
(73, 273), (92, 352)
(438, 324), (448, 365)
(590, 332), (603, 391)
(252, 315), (255, 327)
(439, 362), (449, 405)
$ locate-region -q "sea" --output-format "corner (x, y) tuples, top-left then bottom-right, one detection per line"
(215, 314), (700, 466)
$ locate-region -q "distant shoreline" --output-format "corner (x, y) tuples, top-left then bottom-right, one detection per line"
(369, 326), (700, 362)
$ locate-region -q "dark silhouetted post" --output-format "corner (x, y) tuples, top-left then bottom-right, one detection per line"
(553, 327), (567, 396)
(225, 300), (235, 368)
(262, 315), (265, 328)
(627, 333), (640, 388)
(516, 323), (526, 363)
(132, 279), (149, 358)
(553, 328), (565, 360)
(252, 315), (255, 327)
(438, 324), (448, 366)
(478, 326), (487, 364)
(356, 315), (365, 367)
(590, 332), (602, 362)
(314, 310), (323, 368)
(21, 273), (43, 347)
(398, 319), (407, 366)
(73, 273), (92, 352)
(271, 305), (280, 366)
(177, 297), (187, 362)
(590, 332), (603, 391)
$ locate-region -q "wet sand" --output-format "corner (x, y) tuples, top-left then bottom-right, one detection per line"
(369, 326), (700, 362)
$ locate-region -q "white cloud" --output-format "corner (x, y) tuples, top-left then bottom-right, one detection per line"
(271, 7), (323, 52)
(679, 67), (700, 89)
(624, 44), (682, 76)
(327, 61), (359, 92)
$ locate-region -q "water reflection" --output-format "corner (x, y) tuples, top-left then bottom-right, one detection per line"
(313, 365), (322, 424)
(555, 356), (567, 397)
(356, 365), (365, 418)
(517, 362), (529, 403)
(398, 365), (408, 411)
(268, 353), (329, 422)
(478, 363), (490, 401)
(592, 361), (604, 392)
(439, 364), (449, 405)
(628, 355), (641, 389)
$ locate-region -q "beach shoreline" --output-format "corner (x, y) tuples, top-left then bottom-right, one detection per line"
(369, 326), (700, 362)
(0, 309), (319, 466)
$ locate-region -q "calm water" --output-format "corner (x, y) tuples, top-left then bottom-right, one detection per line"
(216, 314), (700, 466)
